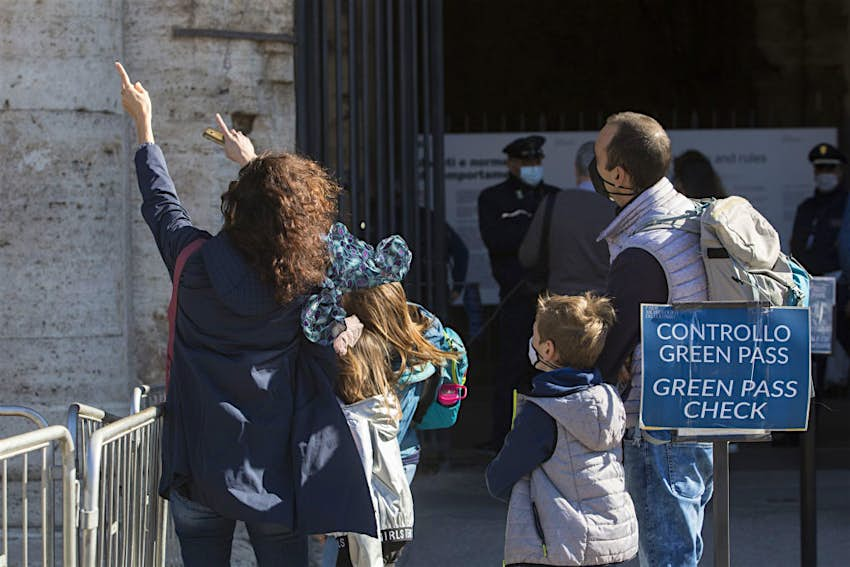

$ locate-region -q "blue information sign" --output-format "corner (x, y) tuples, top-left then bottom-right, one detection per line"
(809, 277), (836, 355)
(640, 304), (811, 431)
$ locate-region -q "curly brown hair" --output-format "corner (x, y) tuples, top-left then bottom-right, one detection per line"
(221, 153), (341, 305)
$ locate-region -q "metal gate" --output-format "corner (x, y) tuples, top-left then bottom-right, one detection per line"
(295, 0), (448, 315)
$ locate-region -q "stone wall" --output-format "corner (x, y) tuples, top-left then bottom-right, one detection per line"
(0, 0), (295, 428)
(0, 0), (129, 432)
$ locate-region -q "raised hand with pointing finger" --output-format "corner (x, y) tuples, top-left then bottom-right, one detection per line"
(114, 61), (154, 145)
(214, 113), (257, 167)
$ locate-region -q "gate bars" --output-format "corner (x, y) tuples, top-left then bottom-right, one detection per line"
(295, 0), (448, 316)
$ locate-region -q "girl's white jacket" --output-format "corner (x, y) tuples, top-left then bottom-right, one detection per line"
(338, 394), (414, 566)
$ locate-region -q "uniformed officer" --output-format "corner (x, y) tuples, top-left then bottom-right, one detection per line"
(791, 143), (848, 276)
(791, 142), (848, 394)
(477, 135), (559, 450)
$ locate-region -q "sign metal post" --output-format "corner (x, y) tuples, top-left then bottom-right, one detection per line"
(640, 302), (812, 567)
(800, 396), (817, 566)
(800, 276), (833, 566)
(713, 441), (730, 567)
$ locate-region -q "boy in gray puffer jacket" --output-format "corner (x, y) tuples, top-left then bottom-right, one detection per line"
(486, 293), (638, 566)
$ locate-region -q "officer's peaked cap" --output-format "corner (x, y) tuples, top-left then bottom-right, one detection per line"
(502, 135), (546, 159)
(808, 143), (847, 165)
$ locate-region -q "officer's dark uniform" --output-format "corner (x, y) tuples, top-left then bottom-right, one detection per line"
(477, 135), (559, 448)
(791, 143), (849, 392)
(791, 143), (848, 276)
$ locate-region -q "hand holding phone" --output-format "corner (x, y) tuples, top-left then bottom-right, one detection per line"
(210, 114), (257, 166)
(203, 128), (225, 146)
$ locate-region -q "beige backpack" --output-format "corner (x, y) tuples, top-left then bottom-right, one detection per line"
(638, 196), (810, 306)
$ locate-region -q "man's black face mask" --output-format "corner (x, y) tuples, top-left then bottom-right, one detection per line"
(589, 157), (634, 198)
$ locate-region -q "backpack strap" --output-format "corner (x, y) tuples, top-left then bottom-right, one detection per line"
(165, 239), (208, 390)
(632, 199), (709, 236)
(411, 370), (441, 426)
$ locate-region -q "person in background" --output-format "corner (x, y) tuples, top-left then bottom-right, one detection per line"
(836, 196), (850, 397)
(791, 143), (847, 276)
(672, 150), (728, 199)
(791, 143), (848, 394)
(413, 209), (469, 306)
(477, 135), (559, 451)
(519, 141), (614, 295)
(115, 62), (374, 567)
(486, 293), (637, 567)
(447, 223), (469, 302)
(591, 112), (713, 567)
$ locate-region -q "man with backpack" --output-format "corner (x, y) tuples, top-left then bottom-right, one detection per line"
(591, 112), (714, 567)
(590, 112), (810, 567)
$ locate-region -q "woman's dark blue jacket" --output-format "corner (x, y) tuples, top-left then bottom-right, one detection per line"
(136, 144), (375, 536)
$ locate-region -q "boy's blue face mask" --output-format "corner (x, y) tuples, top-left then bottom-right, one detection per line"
(519, 165), (544, 187)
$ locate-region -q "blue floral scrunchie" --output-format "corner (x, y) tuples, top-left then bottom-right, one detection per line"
(301, 222), (412, 344)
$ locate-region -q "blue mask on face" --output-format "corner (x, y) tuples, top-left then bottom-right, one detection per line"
(519, 165), (544, 186)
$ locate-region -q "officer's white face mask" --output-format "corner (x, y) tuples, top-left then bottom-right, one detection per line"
(815, 173), (840, 191)
(519, 165), (544, 187)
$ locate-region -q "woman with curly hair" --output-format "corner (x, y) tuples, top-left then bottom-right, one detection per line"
(116, 62), (376, 567)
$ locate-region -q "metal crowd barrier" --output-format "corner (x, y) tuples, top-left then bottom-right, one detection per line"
(0, 406), (56, 566)
(66, 404), (121, 487)
(0, 423), (77, 567)
(0, 407), (49, 431)
(130, 385), (166, 415)
(79, 405), (167, 567)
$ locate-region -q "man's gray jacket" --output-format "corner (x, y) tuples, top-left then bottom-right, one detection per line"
(519, 188), (615, 295)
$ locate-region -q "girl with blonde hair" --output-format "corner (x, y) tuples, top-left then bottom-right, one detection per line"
(343, 282), (463, 483)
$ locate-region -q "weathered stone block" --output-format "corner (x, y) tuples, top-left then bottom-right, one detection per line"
(0, 111), (125, 340)
(0, 0), (123, 112)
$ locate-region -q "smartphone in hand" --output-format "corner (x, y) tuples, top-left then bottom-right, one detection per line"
(203, 128), (225, 146)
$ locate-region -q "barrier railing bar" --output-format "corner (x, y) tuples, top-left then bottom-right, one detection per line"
(0, 407), (49, 430)
(3, 459), (7, 565)
(41, 444), (48, 566)
(22, 452), (28, 566)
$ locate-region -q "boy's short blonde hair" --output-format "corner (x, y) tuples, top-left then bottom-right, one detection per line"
(536, 292), (616, 369)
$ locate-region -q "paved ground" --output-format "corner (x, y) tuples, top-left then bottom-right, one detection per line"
(399, 446), (850, 567)
(167, 448), (848, 566)
(172, 394), (850, 566)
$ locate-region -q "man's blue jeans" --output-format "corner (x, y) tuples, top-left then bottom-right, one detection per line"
(170, 488), (307, 567)
(623, 431), (714, 567)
